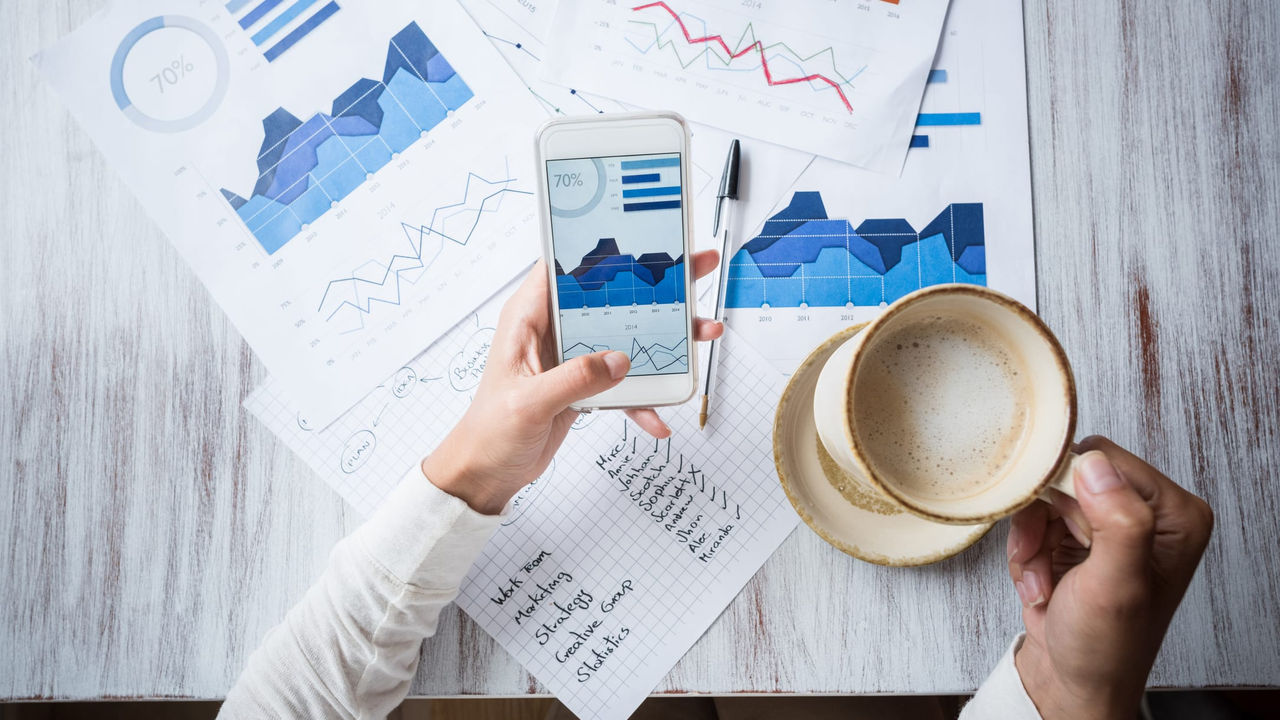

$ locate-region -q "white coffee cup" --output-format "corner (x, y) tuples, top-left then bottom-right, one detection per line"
(812, 284), (1083, 525)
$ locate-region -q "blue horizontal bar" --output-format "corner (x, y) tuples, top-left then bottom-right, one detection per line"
(264, 1), (339, 61)
(622, 185), (681, 198)
(621, 173), (660, 184)
(927, 69), (948, 83)
(252, 0), (321, 45)
(917, 112), (982, 126)
(239, 0), (286, 29)
(909, 135), (929, 148)
(620, 157), (679, 170)
(226, 0), (253, 12)
(623, 199), (681, 212)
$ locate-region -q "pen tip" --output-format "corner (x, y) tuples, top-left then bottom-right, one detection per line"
(698, 396), (709, 429)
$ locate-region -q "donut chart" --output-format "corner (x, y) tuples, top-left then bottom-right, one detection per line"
(548, 157), (608, 218)
(109, 16), (229, 133)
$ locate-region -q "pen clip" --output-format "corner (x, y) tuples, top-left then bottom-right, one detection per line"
(712, 139), (741, 236)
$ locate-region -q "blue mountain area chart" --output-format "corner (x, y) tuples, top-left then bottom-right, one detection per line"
(555, 238), (686, 309)
(555, 238), (689, 376)
(221, 22), (473, 255)
(725, 192), (986, 308)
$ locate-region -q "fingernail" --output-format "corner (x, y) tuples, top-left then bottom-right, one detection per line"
(1023, 570), (1046, 607)
(1006, 532), (1019, 561)
(1078, 451), (1124, 494)
(1062, 515), (1093, 549)
(603, 352), (629, 380)
(1015, 580), (1031, 606)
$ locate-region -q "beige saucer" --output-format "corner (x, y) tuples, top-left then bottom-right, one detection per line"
(773, 324), (995, 566)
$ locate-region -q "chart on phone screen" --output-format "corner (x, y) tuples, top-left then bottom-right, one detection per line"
(33, 0), (544, 426)
(543, 0), (951, 174)
(549, 152), (689, 376)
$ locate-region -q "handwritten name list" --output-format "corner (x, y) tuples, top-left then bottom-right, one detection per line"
(455, 330), (799, 720)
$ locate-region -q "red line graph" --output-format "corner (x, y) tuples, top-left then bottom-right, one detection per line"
(630, 1), (854, 114)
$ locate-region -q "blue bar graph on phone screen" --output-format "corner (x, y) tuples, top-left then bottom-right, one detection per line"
(547, 152), (689, 376)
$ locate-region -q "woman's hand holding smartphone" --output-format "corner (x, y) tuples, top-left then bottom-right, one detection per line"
(536, 112), (701, 411)
(421, 255), (724, 515)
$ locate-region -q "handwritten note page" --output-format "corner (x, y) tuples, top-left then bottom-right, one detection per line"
(245, 284), (799, 719)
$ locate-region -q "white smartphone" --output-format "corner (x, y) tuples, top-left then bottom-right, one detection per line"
(535, 112), (697, 411)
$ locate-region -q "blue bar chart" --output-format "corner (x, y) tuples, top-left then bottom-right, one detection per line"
(227, 0), (341, 62)
(909, 68), (981, 149)
(618, 154), (682, 213)
(917, 112), (982, 126)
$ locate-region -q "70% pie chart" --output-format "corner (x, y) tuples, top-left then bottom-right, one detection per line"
(548, 158), (608, 218)
(110, 16), (230, 133)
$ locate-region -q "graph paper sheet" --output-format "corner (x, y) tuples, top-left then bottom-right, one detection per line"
(246, 284), (799, 719)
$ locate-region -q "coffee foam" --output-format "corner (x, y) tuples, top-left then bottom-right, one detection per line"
(851, 316), (1031, 501)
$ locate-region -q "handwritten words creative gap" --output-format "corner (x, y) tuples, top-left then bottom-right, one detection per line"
(488, 549), (636, 682)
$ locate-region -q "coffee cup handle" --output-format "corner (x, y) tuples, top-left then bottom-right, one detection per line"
(1038, 451), (1083, 502)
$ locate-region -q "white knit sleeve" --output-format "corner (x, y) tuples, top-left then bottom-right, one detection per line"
(219, 464), (503, 719)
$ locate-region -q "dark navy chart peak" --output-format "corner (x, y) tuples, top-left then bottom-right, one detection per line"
(556, 238), (686, 308)
(726, 191), (986, 308)
(221, 22), (473, 255)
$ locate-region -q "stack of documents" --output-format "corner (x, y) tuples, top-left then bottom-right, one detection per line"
(36, 0), (1034, 716)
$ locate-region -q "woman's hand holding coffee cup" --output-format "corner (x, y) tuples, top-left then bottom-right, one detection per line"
(1007, 436), (1214, 720)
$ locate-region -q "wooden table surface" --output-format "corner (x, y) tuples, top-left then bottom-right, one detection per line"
(3, 0), (1278, 701)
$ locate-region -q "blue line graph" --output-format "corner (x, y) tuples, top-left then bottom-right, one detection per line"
(564, 337), (689, 373)
(568, 88), (605, 113)
(317, 167), (530, 333)
(474, 23), (604, 115)
(482, 30), (540, 61)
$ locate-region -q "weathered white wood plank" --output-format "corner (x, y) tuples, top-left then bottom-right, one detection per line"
(2, 0), (1277, 700)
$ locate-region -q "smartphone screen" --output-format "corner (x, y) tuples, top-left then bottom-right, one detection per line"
(546, 152), (689, 377)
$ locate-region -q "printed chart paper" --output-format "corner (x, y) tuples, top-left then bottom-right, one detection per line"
(543, 0), (951, 174)
(457, 0), (814, 264)
(34, 0), (545, 427)
(458, 0), (815, 382)
(247, 306), (799, 720)
(723, 0), (1036, 373)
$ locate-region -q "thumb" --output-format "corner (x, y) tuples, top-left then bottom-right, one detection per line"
(527, 351), (630, 416)
(1073, 450), (1156, 591)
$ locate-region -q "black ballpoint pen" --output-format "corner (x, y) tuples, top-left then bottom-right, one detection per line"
(699, 138), (741, 430)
